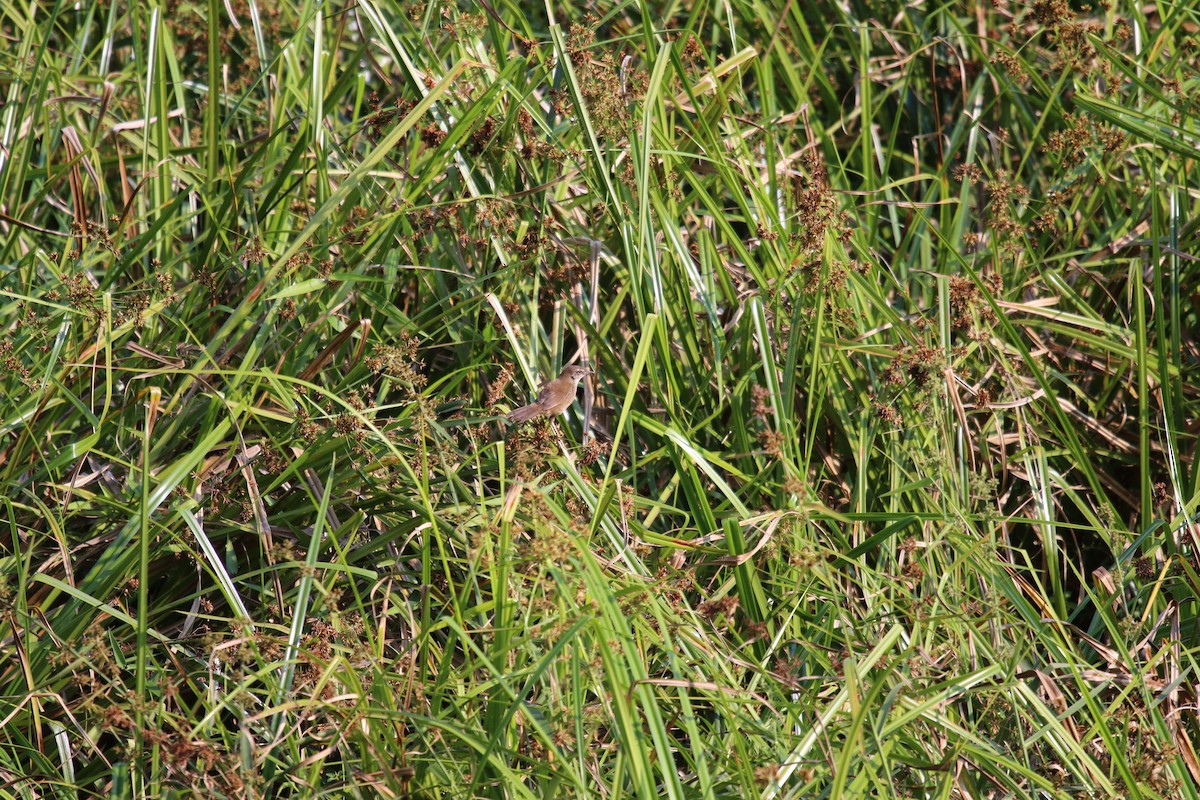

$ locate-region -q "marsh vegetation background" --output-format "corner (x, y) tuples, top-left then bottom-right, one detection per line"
(1, 0), (1199, 797)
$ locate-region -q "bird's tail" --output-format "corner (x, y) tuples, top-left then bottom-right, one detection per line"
(506, 403), (541, 423)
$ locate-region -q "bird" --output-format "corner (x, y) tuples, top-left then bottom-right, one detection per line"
(506, 365), (590, 423)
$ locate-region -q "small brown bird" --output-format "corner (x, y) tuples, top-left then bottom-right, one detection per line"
(506, 365), (590, 423)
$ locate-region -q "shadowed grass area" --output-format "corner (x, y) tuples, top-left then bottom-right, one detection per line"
(1, 0), (1199, 797)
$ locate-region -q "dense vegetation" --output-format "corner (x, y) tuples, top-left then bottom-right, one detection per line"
(2, 0), (1199, 796)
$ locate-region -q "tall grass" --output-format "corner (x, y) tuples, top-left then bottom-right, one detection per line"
(1, 0), (1198, 797)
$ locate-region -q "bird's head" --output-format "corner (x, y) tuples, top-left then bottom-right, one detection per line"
(561, 365), (591, 382)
